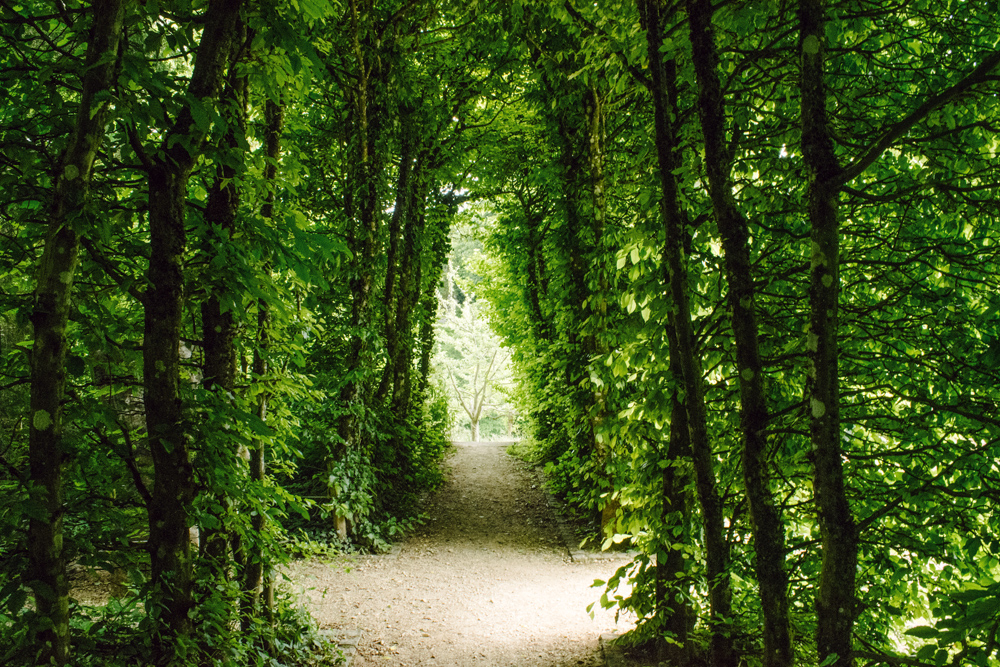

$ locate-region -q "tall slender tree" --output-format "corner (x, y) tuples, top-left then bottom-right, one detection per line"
(238, 96), (284, 632)
(639, 1), (733, 663)
(684, 1), (793, 664)
(135, 0), (245, 654)
(26, 1), (129, 662)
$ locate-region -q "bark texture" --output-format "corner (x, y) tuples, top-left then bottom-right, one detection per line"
(639, 1), (733, 664)
(798, 1), (856, 665)
(240, 98), (284, 633)
(684, 1), (793, 665)
(27, 2), (128, 663)
(142, 0), (244, 657)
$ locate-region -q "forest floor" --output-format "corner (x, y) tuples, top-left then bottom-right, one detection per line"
(290, 442), (641, 667)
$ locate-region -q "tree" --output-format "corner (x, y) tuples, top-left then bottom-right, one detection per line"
(131, 0), (246, 654)
(26, 1), (129, 662)
(4, 1), (1000, 664)
(683, 0), (792, 662)
(640, 2), (733, 662)
(436, 280), (512, 443)
(798, 2), (1000, 663)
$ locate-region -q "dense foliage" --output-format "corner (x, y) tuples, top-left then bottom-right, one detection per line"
(2, 0), (998, 666)
(0, 0), (489, 663)
(469, 2), (1000, 667)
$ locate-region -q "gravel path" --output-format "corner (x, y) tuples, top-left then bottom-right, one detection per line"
(290, 442), (636, 666)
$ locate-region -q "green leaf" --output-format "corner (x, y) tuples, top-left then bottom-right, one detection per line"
(904, 626), (938, 639)
(66, 354), (86, 377)
(916, 645), (936, 661)
(187, 94), (211, 133)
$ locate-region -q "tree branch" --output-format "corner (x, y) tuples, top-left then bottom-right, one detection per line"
(80, 236), (145, 302)
(0, 417), (25, 483)
(125, 123), (154, 171)
(447, 366), (474, 421)
(896, 392), (1000, 431)
(562, 1), (651, 89)
(835, 50), (1000, 188)
(90, 425), (152, 506)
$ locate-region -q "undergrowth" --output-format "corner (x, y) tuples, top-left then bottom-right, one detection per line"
(0, 583), (343, 666)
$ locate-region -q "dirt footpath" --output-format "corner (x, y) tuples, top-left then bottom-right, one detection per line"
(291, 442), (635, 666)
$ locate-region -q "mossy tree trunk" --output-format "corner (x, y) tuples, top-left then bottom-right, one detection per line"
(26, 1), (129, 663)
(140, 0), (244, 657)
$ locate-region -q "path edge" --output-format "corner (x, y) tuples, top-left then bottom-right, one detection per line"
(320, 627), (362, 666)
(600, 633), (631, 667)
(528, 464), (639, 563)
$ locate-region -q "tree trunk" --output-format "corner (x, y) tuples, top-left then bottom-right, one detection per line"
(144, 162), (198, 648)
(414, 202), (449, 400)
(639, 1), (734, 663)
(332, 0), (389, 535)
(240, 97), (283, 633)
(523, 213), (552, 343)
(798, 1), (857, 665)
(683, 1), (793, 665)
(390, 164), (428, 413)
(538, 60), (615, 536)
(199, 56), (248, 577)
(380, 127), (430, 415)
(415, 284), (439, 399)
(27, 2), (128, 663)
(376, 121), (416, 404)
(336, 0), (384, 447)
(582, 83), (618, 537)
(142, 0), (244, 657)
(656, 352), (692, 665)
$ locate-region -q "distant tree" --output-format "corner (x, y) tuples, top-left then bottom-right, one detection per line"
(436, 277), (512, 442)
